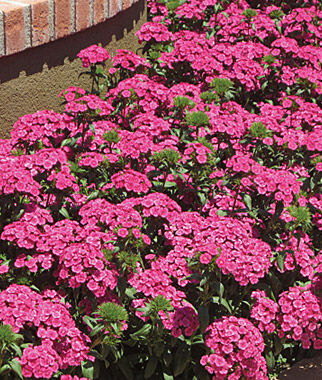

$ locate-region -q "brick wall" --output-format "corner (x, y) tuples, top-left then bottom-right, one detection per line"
(0, 0), (137, 56)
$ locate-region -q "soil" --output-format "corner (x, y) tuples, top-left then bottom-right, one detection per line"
(278, 352), (322, 380)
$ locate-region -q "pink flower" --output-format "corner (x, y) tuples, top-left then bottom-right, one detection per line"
(77, 45), (110, 68)
(200, 253), (212, 264)
(117, 228), (129, 238)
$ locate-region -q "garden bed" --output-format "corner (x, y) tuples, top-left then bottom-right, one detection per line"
(0, 0), (321, 379)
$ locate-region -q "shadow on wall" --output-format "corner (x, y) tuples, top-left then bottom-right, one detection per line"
(0, 0), (146, 138)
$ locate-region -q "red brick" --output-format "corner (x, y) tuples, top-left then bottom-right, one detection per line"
(0, 2), (25, 55)
(122, 0), (131, 11)
(75, 0), (90, 31)
(109, 0), (119, 18)
(31, 0), (49, 46)
(14, 0), (49, 46)
(93, 0), (105, 24)
(54, 0), (71, 38)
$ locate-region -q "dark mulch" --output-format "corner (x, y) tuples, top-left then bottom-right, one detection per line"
(279, 352), (322, 379)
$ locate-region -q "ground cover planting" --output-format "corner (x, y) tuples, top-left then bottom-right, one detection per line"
(0, 0), (321, 378)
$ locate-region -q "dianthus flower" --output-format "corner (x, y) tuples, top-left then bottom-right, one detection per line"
(78, 152), (105, 168)
(251, 290), (279, 334)
(275, 235), (315, 279)
(111, 169), (152, 194)
(19, 343), (60, 378)
(277, 285), (322, 349)
(136, 22), (173, 43)
(191, 215), (272, 286)
(171, 306), (199, 337)
(77, 45), (110, 68)
(56, 243), (118, 297)
(200, 316), (267, 379)
(112, 49), (151, 71)
(0, 285), (91, 371)
(128, 262), (186, 308)
(10, 110), (75, 147)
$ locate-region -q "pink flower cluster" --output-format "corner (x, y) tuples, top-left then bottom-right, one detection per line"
(112, 49), (151, 72)
(136, 22), (173, 43)
(78, 152), (105, 168)
(0, 285), (90, 377)
(251, 291), (279, 334)
(277, 286), (322, 349)
(111, 169), (152, 194)
(192, 216), (272, 285)
(77, 44), (110, 68)
(20, 343), (60, 379)
(200, 316), (267, 379)
(171, 306), (199, 338)
(56, 243), (118, 297)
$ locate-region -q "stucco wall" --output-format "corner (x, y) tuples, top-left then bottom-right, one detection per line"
(0, 0), (146, 138)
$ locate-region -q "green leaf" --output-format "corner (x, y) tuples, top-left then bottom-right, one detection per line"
(221, 299), (232, 313)
(82, 360), (94, 380)
(213, 282), (224, 302)
(163, 350), (173, 367)
(125, 287), (137, 299)
(198, 306), (209, 334)
(274, 335), (283, 355)
(83, 316), (96, 329)
(265, 351), (275, 371)
(89, 124), (96, 134)
(173, 344), (190, 376)
(10, 343), (22, 357)
(144, 356), (158, 379)
(59, 207), (71, 219)
(130, 324), (152, 340)
(0, 364), (11, 375)
(243, 194), (252, 210)
(87, 190), (100, 201)
(89, 323), (105, 337)
(154, 342), (165, 357)
(9, 359), (23, 379)
(163, 374), (174, 380)
(164, 181), (177, 188)
(198, 192), (207, 206)
(276, 252), (287, 272)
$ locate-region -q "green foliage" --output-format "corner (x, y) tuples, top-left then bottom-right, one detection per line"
(269, 9), (285, 20)
(152, 149), (181, 166)
(196, 137), (216, 153)
(200, 91), (219, 104)
(97, 302), (128, 323)
(263, 54), (276, 65)
(250, 122), (271, 138)
(118, 250), (140, 270)
(173, 96), (195, 109)
(242, 8), (258, 19)
(103, 130), (121, 144)
(0, 324), (21, 349)
(149, 51), (161, 59)
(210, 78), (234, 96)
(146, 295), (172, 318)
(185, 111), (209, 127)
(287, 205), (312, 232)
(166, 0), (180, 11)
(10, 149), (24, 157)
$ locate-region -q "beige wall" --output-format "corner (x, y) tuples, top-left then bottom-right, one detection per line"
(0, 0), (146, 139)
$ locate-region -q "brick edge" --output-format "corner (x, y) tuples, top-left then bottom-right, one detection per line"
(0, 0), (140, 56)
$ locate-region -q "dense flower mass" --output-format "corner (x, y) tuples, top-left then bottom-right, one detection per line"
(200, 317), (267, 379)
(0, 0), (321, 378)
(277, 286), (322, 349)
